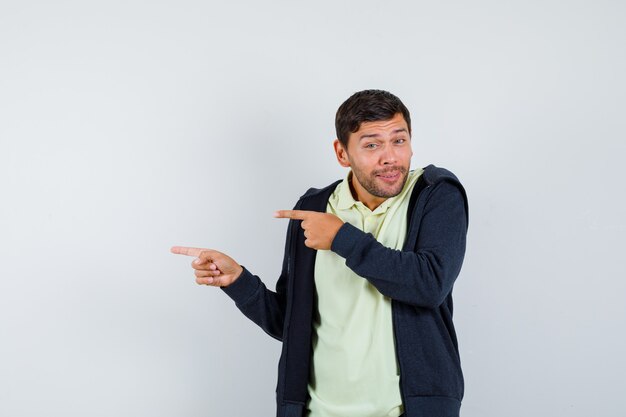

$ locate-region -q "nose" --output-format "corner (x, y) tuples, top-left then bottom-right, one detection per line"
(380, 144), (397, 165)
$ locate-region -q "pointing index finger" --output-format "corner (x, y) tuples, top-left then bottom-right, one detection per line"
(170, 246), (205, 257)
(273, 210), (312, 220)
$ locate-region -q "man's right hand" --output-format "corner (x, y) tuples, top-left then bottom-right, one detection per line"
(170, 246), (243, 287)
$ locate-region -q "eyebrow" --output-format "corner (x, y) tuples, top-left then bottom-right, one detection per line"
(359, 128), (408, 140)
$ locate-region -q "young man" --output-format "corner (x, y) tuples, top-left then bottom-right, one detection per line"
(172, 90), (469, 417)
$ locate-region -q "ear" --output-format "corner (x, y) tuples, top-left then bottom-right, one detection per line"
(333, 139), (351, 168)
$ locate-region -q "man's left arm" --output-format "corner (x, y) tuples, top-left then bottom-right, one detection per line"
(275, 181), (467, 309)
(331, 181), (468, 309)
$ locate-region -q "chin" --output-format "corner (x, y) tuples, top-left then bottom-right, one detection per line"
(373, 185), (404, 199)
(377, 177), (407, 197)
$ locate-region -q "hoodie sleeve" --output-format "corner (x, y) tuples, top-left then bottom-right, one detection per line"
(221, 220), (292, 341)
(331, 180), (468, 309)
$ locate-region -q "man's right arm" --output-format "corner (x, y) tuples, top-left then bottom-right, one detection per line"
(171, 222), (293, 341)
(220, 246), (289, 341)
(219, 200), (307, 341)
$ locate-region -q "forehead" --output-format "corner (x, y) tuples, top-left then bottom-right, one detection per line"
(353, 113), (409, 136)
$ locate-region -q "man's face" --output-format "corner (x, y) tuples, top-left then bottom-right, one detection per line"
(334, 112), (413, 210)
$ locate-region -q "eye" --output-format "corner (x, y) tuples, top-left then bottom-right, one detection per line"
(394, 138), (406, 145)
(364, 143), (378, 149)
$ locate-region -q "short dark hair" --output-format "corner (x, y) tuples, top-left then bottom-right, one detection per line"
(335, 89), (411, 147)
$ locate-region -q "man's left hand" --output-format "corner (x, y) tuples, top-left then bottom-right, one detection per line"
(274, 210), (344, 250)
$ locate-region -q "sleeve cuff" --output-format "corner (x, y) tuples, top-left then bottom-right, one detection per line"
(331, 222), (368, 258)
(221, 266), (258, 304)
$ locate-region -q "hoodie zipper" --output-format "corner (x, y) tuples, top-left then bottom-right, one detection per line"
(393, 182), (431, 415)
(280, 197), (304, 404)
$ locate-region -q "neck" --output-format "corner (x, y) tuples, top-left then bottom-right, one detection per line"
(348, 172), (386, 211)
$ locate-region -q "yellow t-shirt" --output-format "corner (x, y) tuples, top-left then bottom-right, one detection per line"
(307, 169), (423, 417)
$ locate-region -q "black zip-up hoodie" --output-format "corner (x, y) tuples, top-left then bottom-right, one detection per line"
(223, 164), (469, 417)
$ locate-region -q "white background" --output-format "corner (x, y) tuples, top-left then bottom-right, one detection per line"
(1, 1), (624, 416)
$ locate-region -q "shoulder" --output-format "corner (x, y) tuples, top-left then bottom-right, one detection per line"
(422, 164), (463, 186)
(419, 164), (469, 223)
(294, 179), (343, 212)
(299, 179), (343, 200)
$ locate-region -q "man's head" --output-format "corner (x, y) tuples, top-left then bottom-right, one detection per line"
(335, 89), (411, 147)
(333, 90), (413, 210)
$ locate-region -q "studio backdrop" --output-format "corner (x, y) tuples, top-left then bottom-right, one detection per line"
(1, 1), (624, 416)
